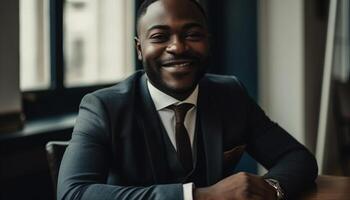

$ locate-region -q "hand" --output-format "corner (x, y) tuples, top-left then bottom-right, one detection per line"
(194, 172), (277, 200)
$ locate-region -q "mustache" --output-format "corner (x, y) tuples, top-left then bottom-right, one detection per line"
(160, 55), (200, 65)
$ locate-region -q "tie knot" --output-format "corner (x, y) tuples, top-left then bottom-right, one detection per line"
(169, 103), (193, 123)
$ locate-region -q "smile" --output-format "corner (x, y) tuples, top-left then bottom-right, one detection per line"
(164, 62), (191, 68)
(162, 59), (194, 66)
(161, 61), (194, 73)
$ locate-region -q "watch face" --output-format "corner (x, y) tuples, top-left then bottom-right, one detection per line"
(266, 179), (284, 199)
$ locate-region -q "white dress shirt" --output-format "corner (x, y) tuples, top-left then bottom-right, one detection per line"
(147, 81), (197, 200)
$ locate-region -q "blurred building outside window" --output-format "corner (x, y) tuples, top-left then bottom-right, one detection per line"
(64, 0), (134, 87)
(20, 0), (50, 91)
(20, 0), (135, 91)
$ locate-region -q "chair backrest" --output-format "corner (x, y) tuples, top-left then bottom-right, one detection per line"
(45, 141), (69, 193)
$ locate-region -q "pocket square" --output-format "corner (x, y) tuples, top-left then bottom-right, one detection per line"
(223, 145), (246, 169)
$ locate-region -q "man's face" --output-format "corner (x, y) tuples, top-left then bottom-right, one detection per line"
(136, 0), (209, 100)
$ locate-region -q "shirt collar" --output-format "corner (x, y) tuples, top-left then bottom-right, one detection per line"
(147, 80), (198, 111)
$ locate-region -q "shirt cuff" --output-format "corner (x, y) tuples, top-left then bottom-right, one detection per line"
(183, 182), (195, 200)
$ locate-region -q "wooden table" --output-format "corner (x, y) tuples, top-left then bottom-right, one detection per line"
(299, 175), (350, 200)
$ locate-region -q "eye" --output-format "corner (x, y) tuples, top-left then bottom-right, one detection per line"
(185, 31), (205, 41)
(149, 33), (169, 43)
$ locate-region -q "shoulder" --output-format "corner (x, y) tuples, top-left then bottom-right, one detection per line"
(201, 73), (245, 93)
(85, 71), (143, 101)
(92, 70), (143, 96)
(199, 73), (253, 109)
(79, 70), (145, 113)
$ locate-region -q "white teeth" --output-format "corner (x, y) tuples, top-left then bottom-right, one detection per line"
(170, 62), (190, 67)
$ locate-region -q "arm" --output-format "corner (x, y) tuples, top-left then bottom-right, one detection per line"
(57, 94), (183, 200)
(194, 77), (317, 200)
(233, 79), (318, 199)
(194, 172), (276, 200)
(245, 96), (318, 199)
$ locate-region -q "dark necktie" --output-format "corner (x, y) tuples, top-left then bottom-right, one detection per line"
(169, 103), (194, 173)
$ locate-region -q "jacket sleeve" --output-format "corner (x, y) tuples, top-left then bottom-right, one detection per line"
(235, 79), (318, 199)
(57, 93), (183, 200)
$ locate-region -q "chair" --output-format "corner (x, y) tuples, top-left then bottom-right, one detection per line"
(45, 141), (69, 193)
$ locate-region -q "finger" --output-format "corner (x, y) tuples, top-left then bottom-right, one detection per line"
(246, 175), (276, 198)
(251, 182), (276, 200)
(247, 185), (266, 198)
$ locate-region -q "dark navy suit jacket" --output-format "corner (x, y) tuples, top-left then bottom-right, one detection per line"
(57, 71), (318, 200)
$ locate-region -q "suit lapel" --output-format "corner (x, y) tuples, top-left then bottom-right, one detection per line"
(198, 78), (223, 185)
(136, 74), (169, 183)
(135, 74), (223, 184)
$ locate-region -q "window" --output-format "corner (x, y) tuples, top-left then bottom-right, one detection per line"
(20, 0), (135, 118)
(20, 0), (51, 91)
(64, 0), (134, 87)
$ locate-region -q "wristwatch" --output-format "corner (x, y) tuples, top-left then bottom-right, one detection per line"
(265, 179), (285, 200)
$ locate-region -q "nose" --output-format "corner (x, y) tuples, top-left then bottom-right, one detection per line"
(166, 36), (188, 54)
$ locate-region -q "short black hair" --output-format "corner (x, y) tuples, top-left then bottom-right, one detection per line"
(136, 0), (207, 35)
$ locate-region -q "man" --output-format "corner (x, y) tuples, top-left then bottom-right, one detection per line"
(57, 0), (318, 199)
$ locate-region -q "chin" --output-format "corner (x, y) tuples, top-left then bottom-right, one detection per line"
(166, 84), (196, 96)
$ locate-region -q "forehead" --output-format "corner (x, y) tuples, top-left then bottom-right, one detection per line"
(138, 0), (206, 34)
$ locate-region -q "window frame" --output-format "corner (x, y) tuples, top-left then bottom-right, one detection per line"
(22, 0), (134, 120)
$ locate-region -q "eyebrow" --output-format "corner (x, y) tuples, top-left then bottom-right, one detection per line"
(182, 22), (205, 30)
(146, 25), (170, 35)
(146, 22), (205, 35)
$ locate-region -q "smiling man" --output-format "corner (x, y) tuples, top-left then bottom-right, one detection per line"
(57, 0), (318, 200)
(135, 0), (209, 101)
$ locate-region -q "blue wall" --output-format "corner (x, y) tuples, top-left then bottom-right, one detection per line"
(206, 0), (258, 174)
(206, 0), (258, 99)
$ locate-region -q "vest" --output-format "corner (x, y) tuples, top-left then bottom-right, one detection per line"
(161, 116), (208, 187)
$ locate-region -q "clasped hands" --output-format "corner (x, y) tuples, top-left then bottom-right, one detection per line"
(194, 172), (277, 200)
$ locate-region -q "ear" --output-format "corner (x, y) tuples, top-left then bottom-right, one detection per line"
(134, 37), (142, 61)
